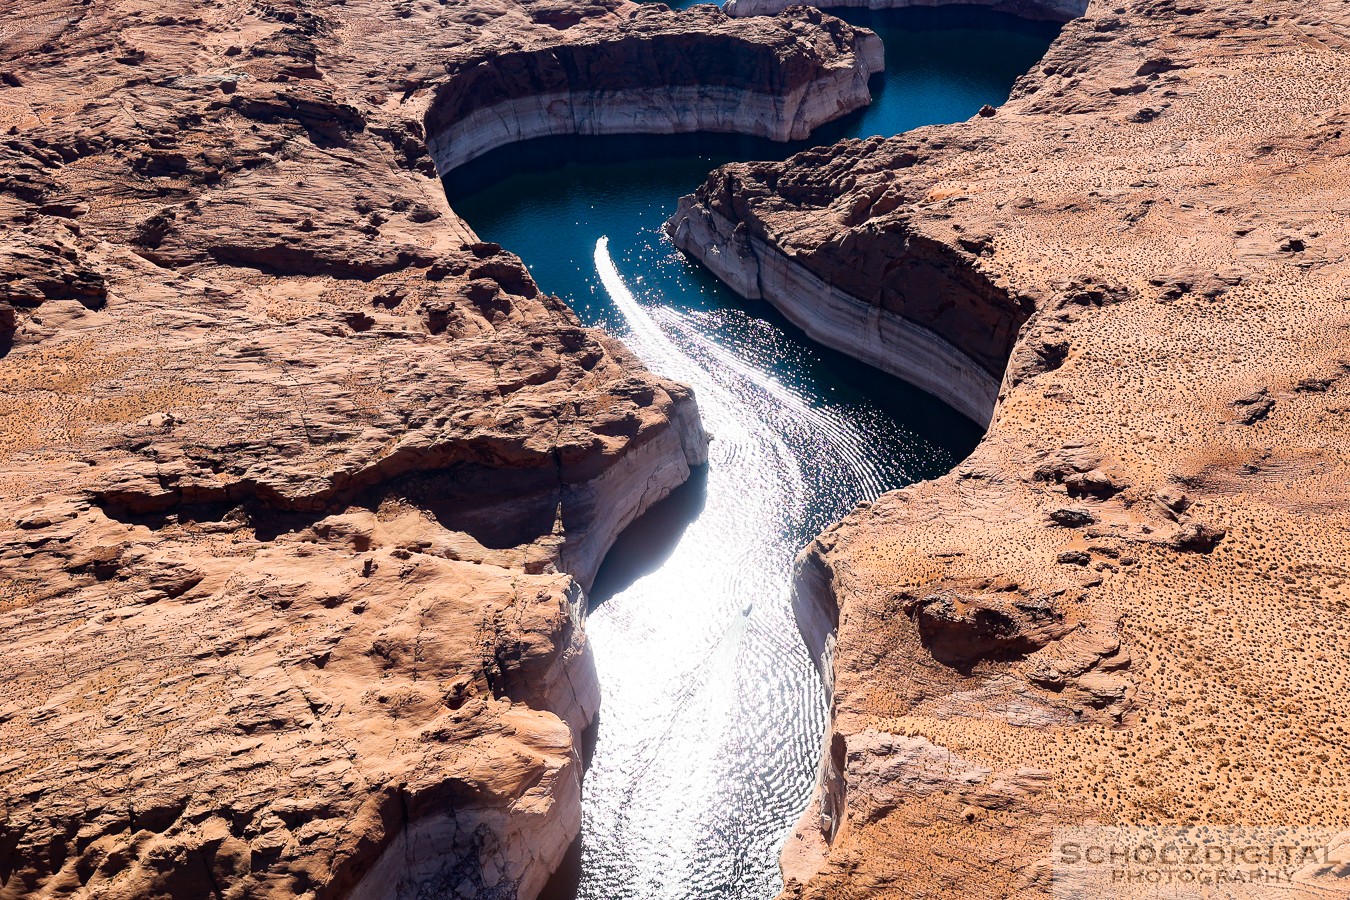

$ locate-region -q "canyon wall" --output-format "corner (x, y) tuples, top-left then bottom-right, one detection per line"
(0, 1), (875, 898)
(667, 189), (1021, 425)
(673, 0), (1350, 897)
(426, 7), (884, 171)
(724, 0), (1087, 23)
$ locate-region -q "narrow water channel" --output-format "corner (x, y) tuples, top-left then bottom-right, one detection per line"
(444, 8), (1059, 898)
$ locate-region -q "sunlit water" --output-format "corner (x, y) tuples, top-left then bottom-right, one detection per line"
(445, 8), (1058, 898)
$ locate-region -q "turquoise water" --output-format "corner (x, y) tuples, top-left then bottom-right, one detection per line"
(444, 8), (1058, 899)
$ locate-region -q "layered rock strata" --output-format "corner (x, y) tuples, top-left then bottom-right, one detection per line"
(674, 0), (1350, 896)
(426, 7), (884, 171)
(668, 191), (1018, 424)
(0, 0), (877, 897)
(724, 0), (1086, 23)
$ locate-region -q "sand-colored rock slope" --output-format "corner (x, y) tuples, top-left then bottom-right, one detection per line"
(672, 0), (1350, 896)
(0, 1), (881, 897)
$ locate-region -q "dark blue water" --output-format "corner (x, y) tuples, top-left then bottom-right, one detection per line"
(444, 8), (1057, 899)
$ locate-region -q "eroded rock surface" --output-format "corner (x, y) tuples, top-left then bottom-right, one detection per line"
(725, 0), (1086, 22)
(426, 5), (884, 170)
(0, 0), (878, 896)
(674, 0), (1350, 896)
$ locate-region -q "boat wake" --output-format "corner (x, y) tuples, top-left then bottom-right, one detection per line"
(576, 238), (922, 899)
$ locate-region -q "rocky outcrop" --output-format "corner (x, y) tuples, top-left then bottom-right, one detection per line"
(667, 189), (1019, 424)
(426, 6), (884, 171)
(0, 0), (896, 894)
(724, 0), (1087, 22)
(0, 226), (704, 899)
(667, 130), (1035, 426)
(674, 0), (1350, 897)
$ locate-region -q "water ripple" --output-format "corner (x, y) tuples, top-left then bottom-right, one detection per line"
(574, 240), (933, 900)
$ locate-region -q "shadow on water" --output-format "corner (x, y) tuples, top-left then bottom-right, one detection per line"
(540, 835), (586, 900)
(443, 132), (811, 203)
(538, 711), (602, 900)
(588, 465), (710, 611)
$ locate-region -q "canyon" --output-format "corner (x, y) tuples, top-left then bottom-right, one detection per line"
(3, 0), (1349, 899)
(670, 0), (1350, 897)
(439, 10), (1047, 884)
(0, 1), (876, 897)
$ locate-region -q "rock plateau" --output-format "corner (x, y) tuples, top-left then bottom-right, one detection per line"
(0, 0), (881, 897)
(672, 0), (1350, 897)
(6, 0), (1350, 896)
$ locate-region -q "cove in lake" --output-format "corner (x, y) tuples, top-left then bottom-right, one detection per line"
(444, 7), (1059, 900)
